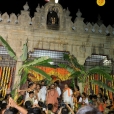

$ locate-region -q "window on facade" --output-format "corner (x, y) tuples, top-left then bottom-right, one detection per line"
(0, 46), (16, 66)
(84, 54), (112, 72)
(29, 49), (68, 66)
(0, 46), (16, 95)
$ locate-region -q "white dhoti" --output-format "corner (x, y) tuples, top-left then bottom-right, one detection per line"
(63, 88), (73, 107)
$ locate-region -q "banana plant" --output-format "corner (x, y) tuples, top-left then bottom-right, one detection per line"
(0, 36), (53, 98)
(59, 53), (114, 93)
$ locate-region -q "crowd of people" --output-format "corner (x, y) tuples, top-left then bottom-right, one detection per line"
(0, 80), (114, 114)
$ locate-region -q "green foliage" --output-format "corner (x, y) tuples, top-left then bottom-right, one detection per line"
(0, 36), (17, 60)
(27, 66), (52, 81)
(0, 36), (54, 98)
(20, 69), (28, 85)
(59, 53), (113, 92)
(88, 67), (112, 81)
(11, 88), (16, 99)
(22, 56), (50, 67)
(20, 40), (28, 61)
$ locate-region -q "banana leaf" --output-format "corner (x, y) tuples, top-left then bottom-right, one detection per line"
(91, 80), (114, 93)
(37, 63), (56, 68)
(20, 69), (28, 85)
(27, 66), (52, 81)
(88, 67), (112, 81)
(0, 36), (17, 60)
(20, 40), (28, 61)
(11, 88), (16, 99)
(22, 56), (49, 67)
(63, 53), (70, 61)
(69, 71), (82, 79)
(89, 66), (111, 74)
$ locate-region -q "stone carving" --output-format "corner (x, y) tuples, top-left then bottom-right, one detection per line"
(1, 12), (9, 23)
(10, 13), (17, 24)
(76, 9), (82, 18)
(107, 25), (112, 33)
(100, 24), (106, 34)
(0, 1), (113, 35)
(66, 7), (70, 17)
(18, 14), (31, 26)
(97, 15), (103, 26)
(23, 2), (29, 11)
(86, 23), (92, 32)
(36, 4), (41, 13)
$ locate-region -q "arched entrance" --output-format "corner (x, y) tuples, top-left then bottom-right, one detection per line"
(84, 54), (113, 98)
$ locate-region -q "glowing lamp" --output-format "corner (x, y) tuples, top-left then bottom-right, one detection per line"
(55, 0), (58, 3)
(96, 0), (105, 6)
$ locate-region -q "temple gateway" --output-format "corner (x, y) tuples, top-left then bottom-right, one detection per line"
(0, 1), (114, 92)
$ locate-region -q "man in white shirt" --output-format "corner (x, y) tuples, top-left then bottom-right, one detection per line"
(79, 92), (89, 105)
(63, 84), (73, 107)
(25, 91), (35, 105)
(54, 82), (61, 97)
(38, 81), (47, 102)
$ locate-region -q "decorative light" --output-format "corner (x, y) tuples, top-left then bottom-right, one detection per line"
(96, 0), (105, 6)
(55, 0), (58, 3)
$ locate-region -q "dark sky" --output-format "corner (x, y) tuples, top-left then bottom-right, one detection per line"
(0, 0), (113, 26)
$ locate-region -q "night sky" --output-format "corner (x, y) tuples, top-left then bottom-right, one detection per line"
(0, 0), (113, 26)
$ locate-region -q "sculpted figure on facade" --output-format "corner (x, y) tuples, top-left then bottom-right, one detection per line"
(44, 2), (63, 30)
